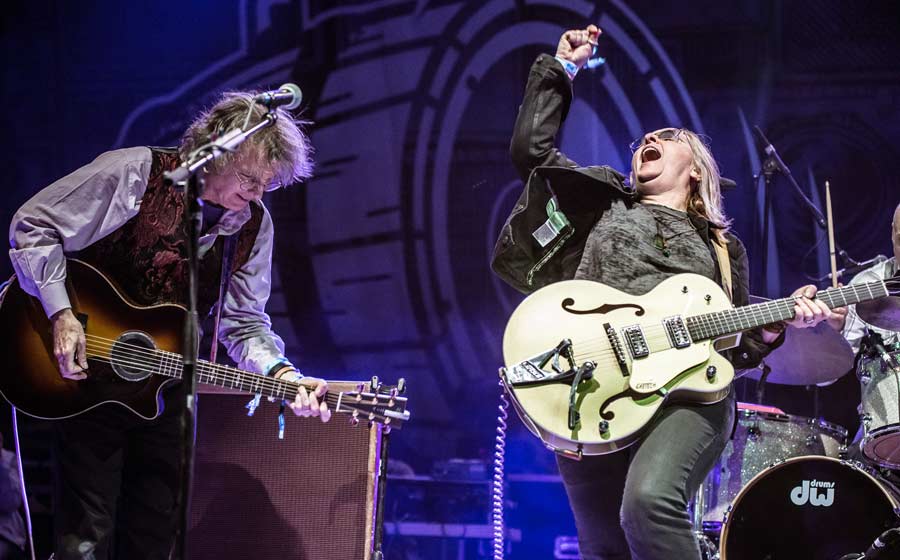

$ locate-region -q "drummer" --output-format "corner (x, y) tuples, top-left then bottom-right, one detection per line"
(839, 202), (900, 350)
(829, 202), (900, 477)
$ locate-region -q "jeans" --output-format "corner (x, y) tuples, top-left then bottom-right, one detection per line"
(557, 389), (735, 560)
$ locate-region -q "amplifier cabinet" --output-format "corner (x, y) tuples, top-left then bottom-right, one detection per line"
(189, 383), (382, 560)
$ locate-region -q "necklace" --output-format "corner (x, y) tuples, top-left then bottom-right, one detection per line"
(645, 206), (696, 257)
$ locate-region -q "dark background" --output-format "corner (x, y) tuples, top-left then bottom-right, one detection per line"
(2, 1), (899, 557)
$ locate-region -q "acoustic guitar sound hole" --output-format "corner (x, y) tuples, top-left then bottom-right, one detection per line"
(109, 331), (159, 382)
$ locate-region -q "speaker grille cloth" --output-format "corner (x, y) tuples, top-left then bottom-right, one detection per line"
(189, 393), (374, 560)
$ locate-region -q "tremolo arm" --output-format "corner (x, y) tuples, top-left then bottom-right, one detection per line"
(503, 339), (577, 386)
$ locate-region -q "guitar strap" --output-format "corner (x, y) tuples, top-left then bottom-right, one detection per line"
(209, 234), (238, 363)
(713, 237), (733, 303)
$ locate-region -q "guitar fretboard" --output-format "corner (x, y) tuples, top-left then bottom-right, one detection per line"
(686, 280), (888, 341)
(156, 353), (300, 400)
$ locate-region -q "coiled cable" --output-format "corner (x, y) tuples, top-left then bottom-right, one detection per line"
(492, 379), (510, 560)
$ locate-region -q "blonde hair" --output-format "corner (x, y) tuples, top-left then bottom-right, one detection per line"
(180, 91), (314, 187)
(681, 130), (731, 243)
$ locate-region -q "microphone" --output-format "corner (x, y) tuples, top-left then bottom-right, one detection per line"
(864, 527), (900, 559)
(864, 329), (900, 374)
(826, 255), (888, 281)
(720, 177), (738, 190)
(752, 126), (792, 176)
(253, 83), (303, 110)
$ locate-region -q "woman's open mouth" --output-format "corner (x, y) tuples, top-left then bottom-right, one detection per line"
(641, 145), (661, 163)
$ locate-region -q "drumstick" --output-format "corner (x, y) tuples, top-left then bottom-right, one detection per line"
(825, 180), (838, 288)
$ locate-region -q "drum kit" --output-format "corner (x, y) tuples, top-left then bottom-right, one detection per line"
(692, 294), (900, 559)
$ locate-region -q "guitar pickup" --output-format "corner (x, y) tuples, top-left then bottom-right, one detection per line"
(622, 325), (649, 359)
(662, 316), (691, 349)
(504, 339), (577, 386)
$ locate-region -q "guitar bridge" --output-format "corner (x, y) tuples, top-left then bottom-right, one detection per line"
(504, 339), (577, 386)
(605, 323), (629, 376)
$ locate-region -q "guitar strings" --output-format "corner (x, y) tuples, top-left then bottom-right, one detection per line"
(78, 336), (391, 412)
(77, 346), (361, 410)
(554, 279), (894, 351)
(569, 279), (900, 363)
(79, 348), (404, 418)
(79, 334), (395, 402)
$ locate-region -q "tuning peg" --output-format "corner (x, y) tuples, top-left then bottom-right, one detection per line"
(370, 375), (381, 392)
(356, 382), (365, 393)
(390, 387), (398, 398)
(349, 416), (360, 428)
(397, 378), (406, 394)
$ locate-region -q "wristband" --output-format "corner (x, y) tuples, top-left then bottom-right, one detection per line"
(555, 56), (580, 80)
(265, 358), (298, 378)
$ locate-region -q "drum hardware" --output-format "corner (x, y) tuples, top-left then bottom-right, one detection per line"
(695, 531), (719, 560)
(837, 527), (900, 560)
(691, 482), (719, 559)
(861, 413), (873, 433)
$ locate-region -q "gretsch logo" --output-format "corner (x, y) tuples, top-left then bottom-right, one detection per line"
(790, 479), (835, 507)
(636, 382), (657, 391)
(521, 362), (544, 379)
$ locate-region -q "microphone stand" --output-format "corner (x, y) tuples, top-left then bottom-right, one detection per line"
(164, 111), (277, 560)
(756, 157), (777, 296)
(754, 143), (830, 294)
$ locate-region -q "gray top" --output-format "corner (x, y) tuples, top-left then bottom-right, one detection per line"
(8, 147), (289, 374)
(574, 200), (716, 294)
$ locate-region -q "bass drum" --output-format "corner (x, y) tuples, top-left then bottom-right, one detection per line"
(720, 456), (899, 559)
(700, 403), (847, 532)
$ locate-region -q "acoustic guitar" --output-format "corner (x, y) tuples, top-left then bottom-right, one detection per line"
(0, 259), (410, 427)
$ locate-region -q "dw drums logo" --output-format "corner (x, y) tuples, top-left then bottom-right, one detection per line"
(790, 479), (835, 507)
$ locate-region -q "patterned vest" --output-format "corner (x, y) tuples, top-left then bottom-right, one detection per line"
(79, 147), (264, 318)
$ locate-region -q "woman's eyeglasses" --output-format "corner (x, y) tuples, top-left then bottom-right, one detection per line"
(629, 128), (686, 152)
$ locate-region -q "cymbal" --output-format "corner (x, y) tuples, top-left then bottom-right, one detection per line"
(739, 296), (855, 385)
(856, 297), (900, 331)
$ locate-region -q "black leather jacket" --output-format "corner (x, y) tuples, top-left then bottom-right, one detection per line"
(490, 54), (779, 370)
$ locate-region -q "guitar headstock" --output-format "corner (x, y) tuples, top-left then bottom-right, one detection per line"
(336, 377), (410, 430)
